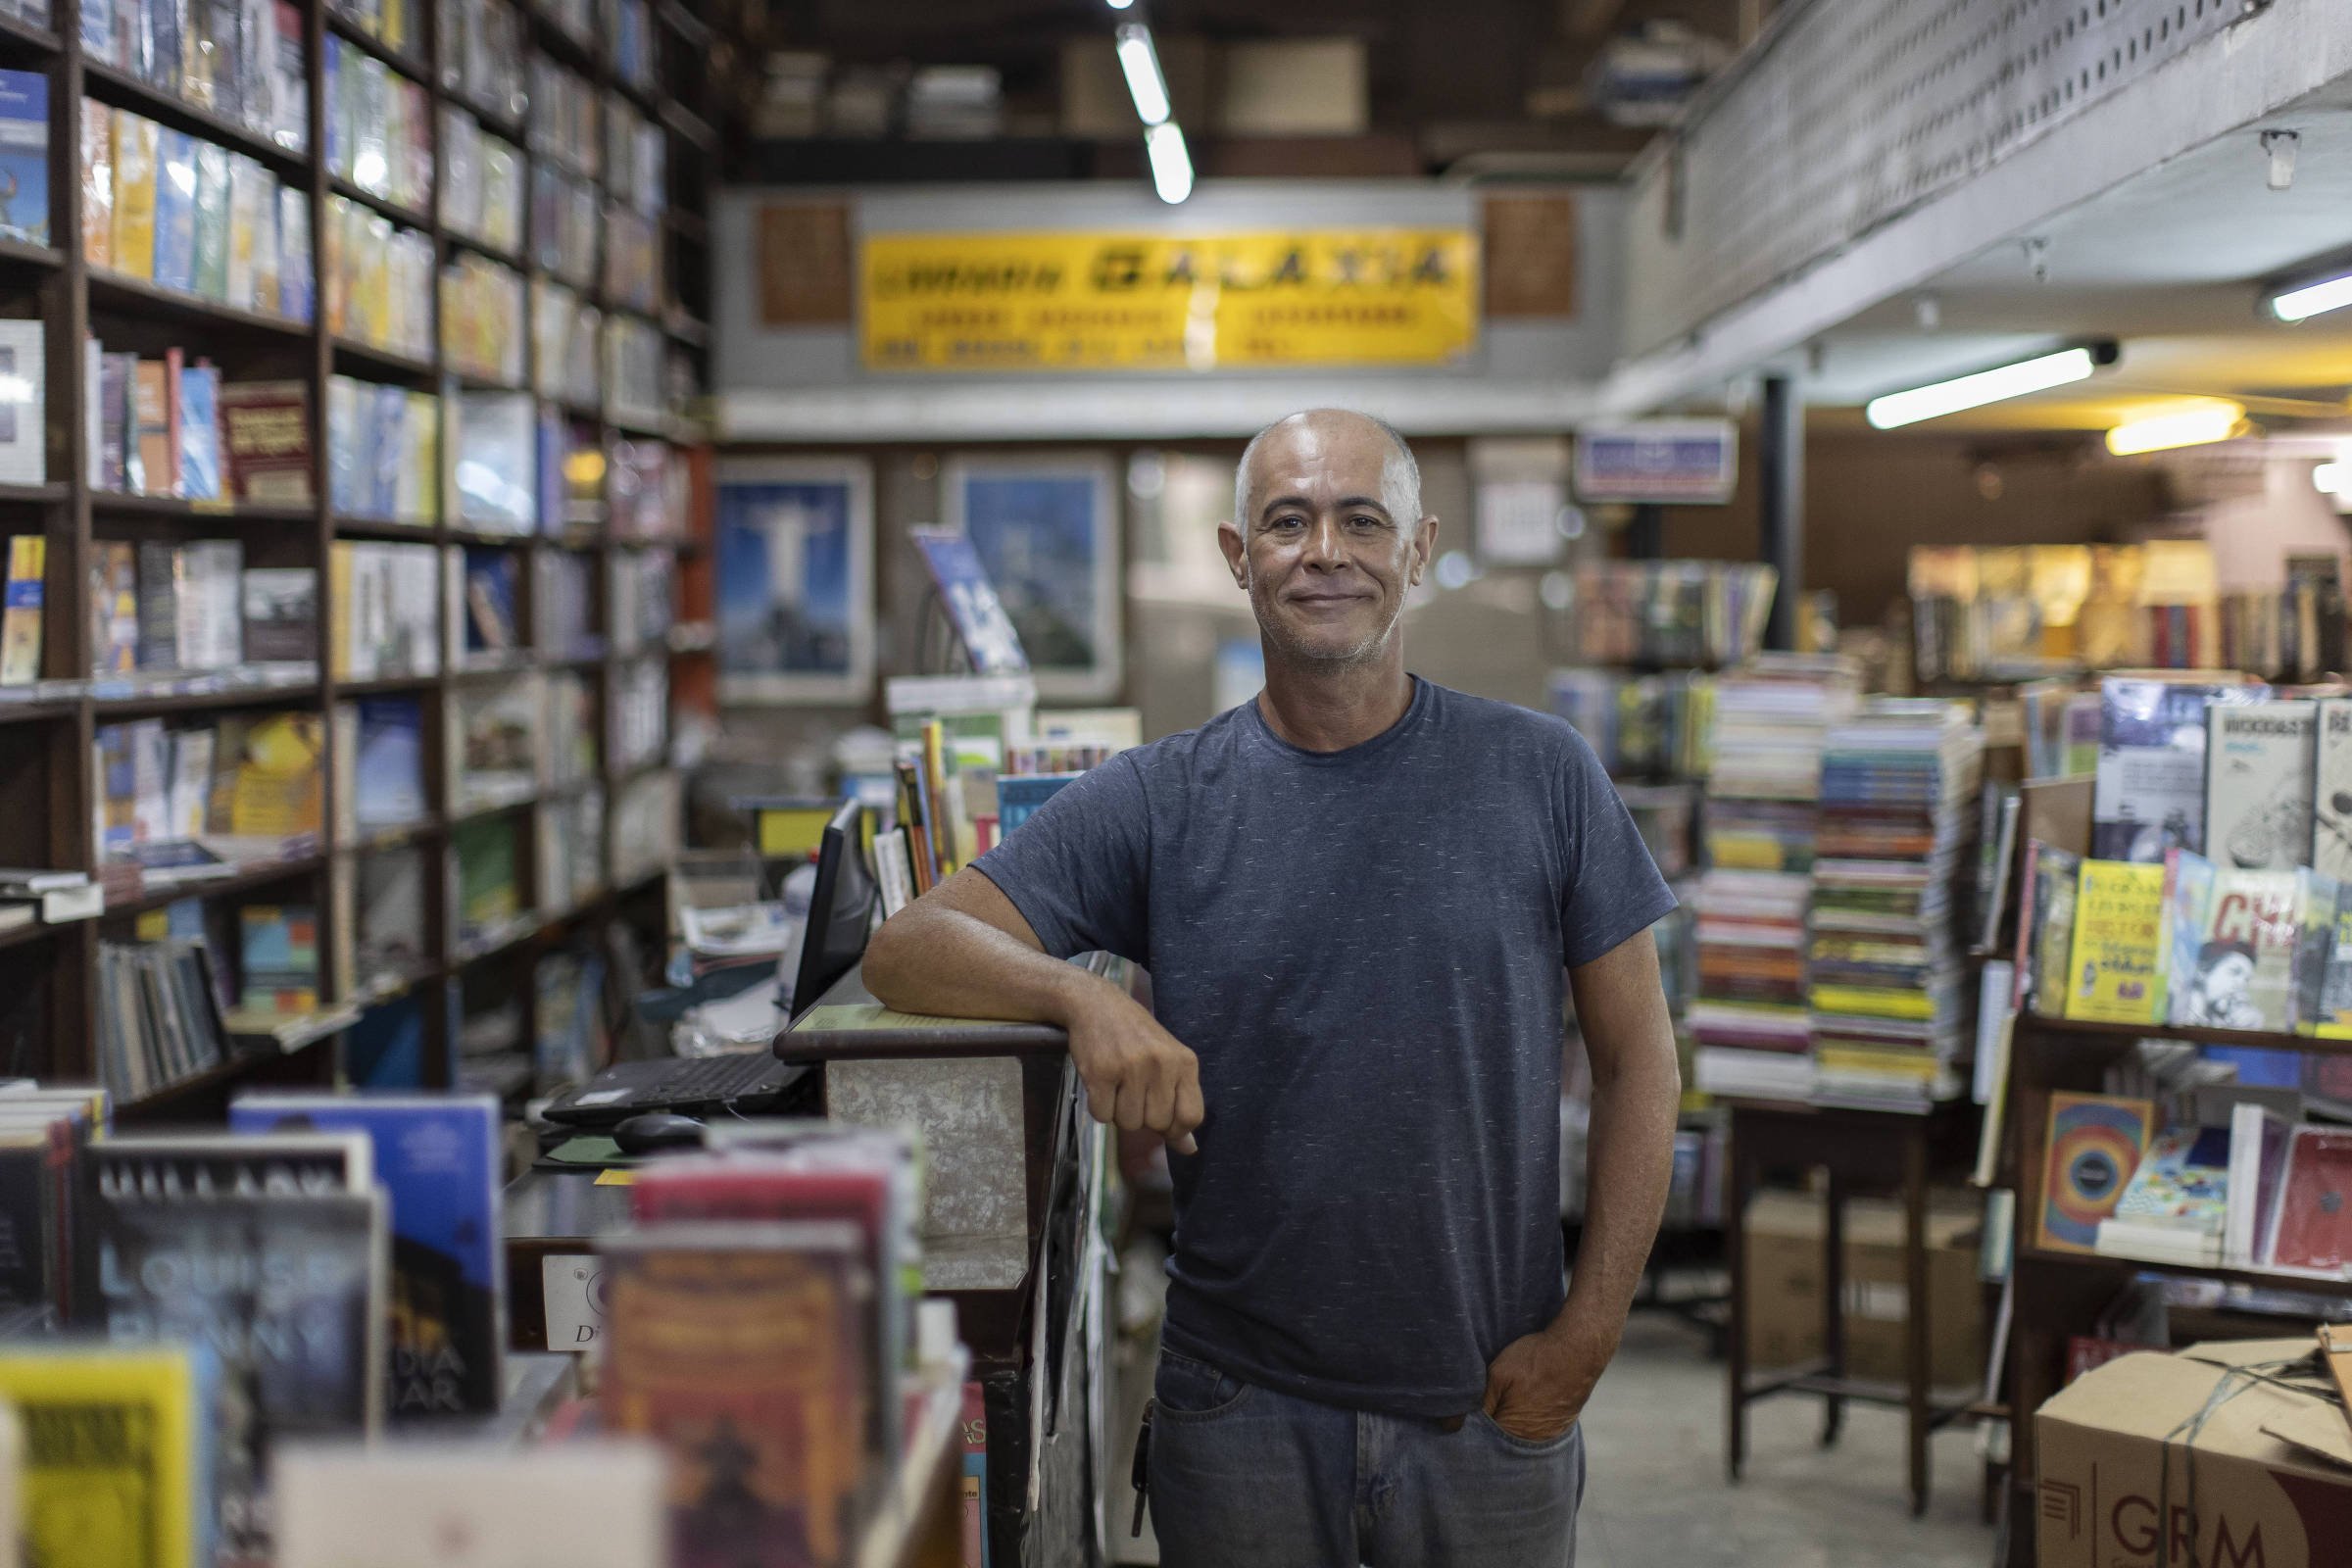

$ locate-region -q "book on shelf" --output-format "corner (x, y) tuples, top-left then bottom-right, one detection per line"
(241, 567), (317, 664)
(2203, 699), (2315, 873)
(91, 1128), (374, 1198)
(214, 710), (323, 840)
(96, 936), (231, 1102)
(90, 1183), (390, 1557)
(152, 128), (196, 293)
(461, 547), (519, 654)
(2297, 870), (2352, 1040)
(2012, 841), (2082, 1018)
(597, 1220), (872, 1568)
(334, 696), (426, 833)
(219, 380), (314, 504)
(237, 903), (317, 1014)
(176, 364), (223, 504)
(2314, 696), (2352, 881)
(0, 68), (49, 250)
(0, 1343), (220, 1568)
(2064, 858), (2169, 1026)
(272, 1442), (668, 1568)
(2036, 1091), (2153, 1254)
(451, 674), (543, 810)
(2091, 1124), (2230, 1265)
(2178, 867), (2301, 1033)
(0, 318), (42, 487)
(326, 540), (438, 679)
(530, 946), (607, 1093)
(229, 1093), (507, 1416)
(452, 391), (536, 532)
(2225, 1102), (2294, 1268)
(2093, 677), (2270, 862)
(1, 534), (41, 686)
(349, 845), (426, 989)
(2264, 1125), (2352, 1276)
(451, 814), (519, 943)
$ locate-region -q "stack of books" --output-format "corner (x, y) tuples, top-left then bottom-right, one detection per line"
(1689, 869), (1814, 1101)
(1690, 654), (1859, 1102)
(1806, 699), (1984, 1112)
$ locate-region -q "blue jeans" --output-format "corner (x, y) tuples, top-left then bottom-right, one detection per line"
(1147, 1348), (1584, 1568)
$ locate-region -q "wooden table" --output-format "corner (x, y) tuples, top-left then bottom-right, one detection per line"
(1723, 1100), (1980, 1517)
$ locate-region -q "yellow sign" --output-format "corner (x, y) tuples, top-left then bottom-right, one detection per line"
(860, 228), (1479, 372)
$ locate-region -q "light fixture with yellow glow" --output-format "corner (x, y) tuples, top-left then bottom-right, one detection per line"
(2103, 401), (2245, 457)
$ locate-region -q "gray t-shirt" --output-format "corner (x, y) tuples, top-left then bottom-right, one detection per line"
(973, 676), (1676, 1418)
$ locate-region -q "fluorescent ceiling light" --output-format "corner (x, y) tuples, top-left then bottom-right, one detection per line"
(2316, 460), (2352, 498)
(2271, 270), (2352, 322)
(1116, 24), (1170, 125)
(1864, 344), (2114, 429)
(1105, 0), (1135, 8)
(2105, 402), (2244, 457)
(1147, 122), (1193, 205)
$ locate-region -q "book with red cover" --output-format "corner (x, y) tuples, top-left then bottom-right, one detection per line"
(598, 1220), (871, 1568)
(2265, 1125), (2352, 1274)
(630, 1132), (909, 1468)
(220, 379), (314, 504)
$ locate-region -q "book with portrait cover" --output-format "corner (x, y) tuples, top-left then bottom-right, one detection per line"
(91, 1187), (388, 1556)
(2036, 1092), (2152, 1254)
(2063, 858), (2168, 1025)
(599, 1220), (871, 1568)
(2178, 868), (2301, 1034)
(2204, 700), (2315, 873)
(0, 1342), (220, 1568)
(229, 1093), (506, 1416)
(2092, 677), (2269, 862)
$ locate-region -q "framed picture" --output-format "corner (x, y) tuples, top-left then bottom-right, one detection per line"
(942, 454), (1121, 702)
(715, 457), (874, 705)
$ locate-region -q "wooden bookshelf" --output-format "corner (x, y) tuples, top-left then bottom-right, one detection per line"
(0, 0), (729, 1111)
(1996, 1011), (2352, 1548)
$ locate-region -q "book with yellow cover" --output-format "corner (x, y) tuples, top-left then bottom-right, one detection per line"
(0, 1343), (216, 1568)
(1, 534), (41, 686)
(80, 99), (112, 269)
(2065, 858), (2170, 1024)
(108, 110), (158, 281)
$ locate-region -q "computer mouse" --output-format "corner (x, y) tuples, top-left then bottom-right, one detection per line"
(611, 1112), (708, 1154)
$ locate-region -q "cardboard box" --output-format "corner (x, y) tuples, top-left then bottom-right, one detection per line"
(1743, 1189), (1984, 1387)
(2037, 1341), (2352, 1568)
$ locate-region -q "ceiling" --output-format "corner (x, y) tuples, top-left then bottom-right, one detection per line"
(1803, 83), (2352, 437)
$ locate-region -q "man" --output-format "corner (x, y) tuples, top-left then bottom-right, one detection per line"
(863, 409), (1681, 1566)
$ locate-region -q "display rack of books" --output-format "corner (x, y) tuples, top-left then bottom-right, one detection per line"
(1689, 652), (1861, 1102)
(1980, 669), (2352, 1515)
(0, 0), (722, 1109)
(1805, 698), (1984, 1112)
(1907, 540), (2345, 684)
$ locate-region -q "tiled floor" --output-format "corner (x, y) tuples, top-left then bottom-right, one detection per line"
(1111, 1311), (2000, 1567)
(1575, 1315), (1996, 1568)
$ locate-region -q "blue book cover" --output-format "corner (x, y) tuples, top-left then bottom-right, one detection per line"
(0, 70), (48, 249)
(151, 129), (198, 293)
(463, 549), (517, 652)
(228, 1093), (505, 1416)
(176, 364), (220, 502)
(355, 696), (425, 825)
(276, 185), (313, 322)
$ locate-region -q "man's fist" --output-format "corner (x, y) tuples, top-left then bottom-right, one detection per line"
(1066, 986), (1204, 1154)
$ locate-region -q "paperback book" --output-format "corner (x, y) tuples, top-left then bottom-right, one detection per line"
(2092, 677), (2268, 862)
(2063, 858), (2168, 1026)
(229, 1093), (507, 1415)
(0, 1342), (219, 1568)
(2203, 700), (2315, 872)
(2179, 868), (2301, 1033)
(2036, 1092), (2152, 1254)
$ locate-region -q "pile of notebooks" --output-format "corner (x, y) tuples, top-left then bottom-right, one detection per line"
(1807, 700), (1984, 1112)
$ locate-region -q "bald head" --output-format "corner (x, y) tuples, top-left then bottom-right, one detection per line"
(1233, 410), (1422, 537)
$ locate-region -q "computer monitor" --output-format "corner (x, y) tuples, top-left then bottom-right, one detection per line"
(791, 798), (877, 1021)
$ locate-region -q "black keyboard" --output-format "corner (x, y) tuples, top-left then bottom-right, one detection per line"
(542, 1050), (809, 1126)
